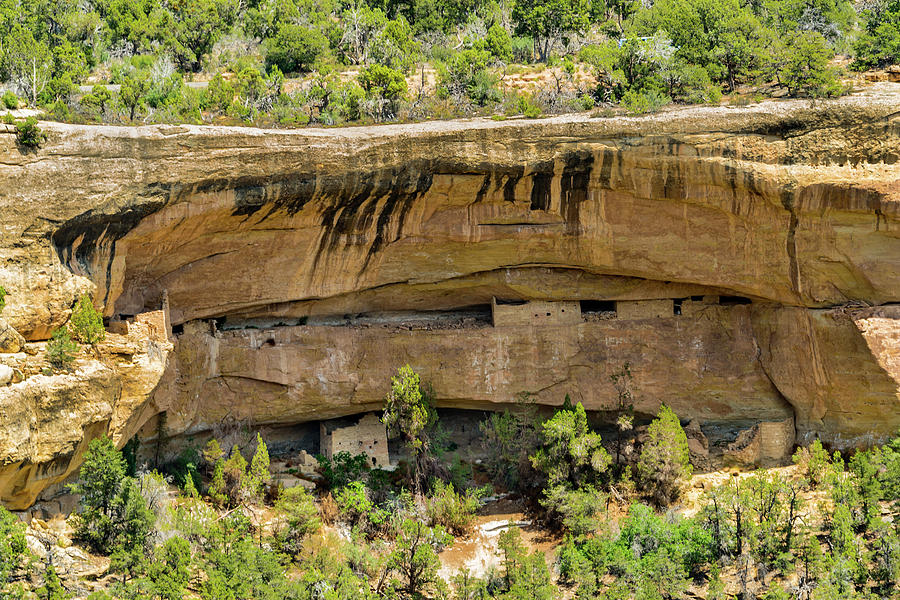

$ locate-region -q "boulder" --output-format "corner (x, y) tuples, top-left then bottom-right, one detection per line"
(0, 318), (24, 353)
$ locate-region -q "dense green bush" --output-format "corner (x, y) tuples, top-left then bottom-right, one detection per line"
(274, 486), (321, 553)
(46, 327), (78, 370)
(15, 117), (46, 148)
(424, 480), (484, 536)
(0, 286), (6, 313)
(0, 504), (26, 590)
(852, 0), (900, 70)
(69, 436), (154, 556)
(1, 90), (17, 110)
(636, 404), (692, 505)
(69, 294), (105, 344)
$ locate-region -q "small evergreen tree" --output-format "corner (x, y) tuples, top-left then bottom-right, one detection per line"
(208, 458), (227, 507)
(202, 438), (225, 466)
(46, 327), (78, 370)
(147, 537), (192, 600)
(15, 117), (47, 148)
(637, 404), (692, 505)
(36, 564), (70, 600)
(69, 294), (105, 344)
(223, 444), (247, 506)
(274, 486), (321, 554)
(385, 518), (451, 598)
(0, 505), (26, 589)
(382, 364), (433, 497)
(246, 432), (271, 501)
(793, 438), (830, 488)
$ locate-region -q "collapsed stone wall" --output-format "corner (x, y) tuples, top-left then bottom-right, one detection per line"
(1, 88), (900, 507)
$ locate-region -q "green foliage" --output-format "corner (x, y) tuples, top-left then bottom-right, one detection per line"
(541, 484), (606, 537)
(478, 404), (539, 491)
(0, 286), (6, 313)
(69, 436), (155, 558)
(46, 327), (79, 370)
(497, 526), (556, 600)
(274, 485), (321, 553)
(335, 480), (389, 532)
(385, 518), (452, 598)
(36, 564), (70, 600)
(778, 31), (843, 97)
(512, 0), (591, 61)
(317, 451), (370, 490)
(202, 438), (225, 465)
(208, 458), (227, 507)
(147, 537), (192, 600)
(438, 47), (502, 106)
(118, 69), (151, 121)
(382, 364), (433, 495)
(485, 23), (513, 62)
(265, 23), (329, 74)
(620, 89), (670, 114)
(70, 294), (105, 344)
(222, 444), (248, 507)
(358, 63), (408, 120)
(0, 505), (26, 589)
(637, 404), (692, 505)
(852, 0), (900, 70)
(793, 438), (831, 488)
(424, 480), (485, 536)
(531, 399), (610, 489)
(246, 432), (271, 500)
(15, 117), (46, 148)
(1, 91), (17, 110)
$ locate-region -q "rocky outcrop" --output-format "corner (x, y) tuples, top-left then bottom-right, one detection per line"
(0, 325), (170, 509)
(1, 86), (900, 506)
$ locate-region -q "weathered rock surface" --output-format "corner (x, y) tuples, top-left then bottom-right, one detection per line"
(1, 86), (900, 507)
(0, 326), (169, 509)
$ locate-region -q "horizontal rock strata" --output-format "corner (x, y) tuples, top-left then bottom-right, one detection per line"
(1, 87), (899, 506)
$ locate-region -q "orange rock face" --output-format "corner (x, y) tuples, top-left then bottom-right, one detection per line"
(1, 88), (900, 507)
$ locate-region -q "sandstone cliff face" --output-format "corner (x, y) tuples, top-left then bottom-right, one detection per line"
(0, 326), (170, 508)
(1, 87), (899, 507)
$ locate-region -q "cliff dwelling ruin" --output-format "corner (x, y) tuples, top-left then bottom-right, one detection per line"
(320, 413), (391, 468)
(1, 93), (899, 508)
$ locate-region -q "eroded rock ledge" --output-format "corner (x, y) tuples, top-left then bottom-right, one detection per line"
(1, 88), (899, 507)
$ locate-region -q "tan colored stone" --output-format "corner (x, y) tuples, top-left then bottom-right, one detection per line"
(0, 331), (170, 509)
(1, 91), (900, 508)
(152, 305), (793, 440)
(0, 318), (24, 353)
(751, 305), (900, 447)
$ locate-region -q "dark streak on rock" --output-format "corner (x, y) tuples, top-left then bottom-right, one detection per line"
(560, 151), (594, 235)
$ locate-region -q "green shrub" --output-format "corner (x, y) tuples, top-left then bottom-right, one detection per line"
(636, 405), (692, 505)
(793, 439), (830, 488)
(15, 117), (46, 148)
(317, 451), (369, 490)
(779, 31), (844, 98)
(541, 484), (606, 537)
(0, 504), (26, 589)
(620, 89), (670, 114)
(274, 486), (321, 553)
(0, 286), (6, 313)
(246, 432), (271, 500)
(1, 90), (18, 110)
(46, 327), (78, 370)
(69, 436), (154, 556)
(69, 294), (105, 344)
(425, 480), (484, 536)
(265, 24), (328, 74)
